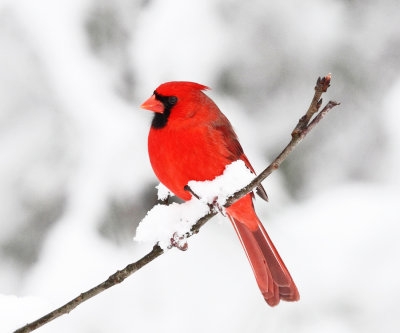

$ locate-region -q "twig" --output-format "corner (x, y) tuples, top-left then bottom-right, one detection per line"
(14, 245), (164, 333)
(225, 101), (340, 208)
(14, 74), (339, 333)
(292, 73), (331, 136)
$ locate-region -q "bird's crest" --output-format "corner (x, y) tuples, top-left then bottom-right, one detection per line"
(155, 81), (210, 97)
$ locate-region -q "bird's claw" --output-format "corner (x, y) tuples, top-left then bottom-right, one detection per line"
(209, 197), (226, 216)
(184, 184), (226, 216)
(168, 232), (188, 251)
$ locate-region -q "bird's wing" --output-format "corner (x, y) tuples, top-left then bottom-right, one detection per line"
(212, 119), (268, 202)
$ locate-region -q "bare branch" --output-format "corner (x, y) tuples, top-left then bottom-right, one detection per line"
(292, 73), (332, 136)
(225, 77), (339, 208)
(14, 74), (339, 333)
(14, 245), (164, 333)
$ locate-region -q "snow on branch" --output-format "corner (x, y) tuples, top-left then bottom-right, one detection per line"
(135, 160), (254, 250)
(155, 183), (172, 201)
(135, 199), (210, 250)
(14, 75), (339, 333)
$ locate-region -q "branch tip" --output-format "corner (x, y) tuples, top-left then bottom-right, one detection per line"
(316, 74), (331, 93)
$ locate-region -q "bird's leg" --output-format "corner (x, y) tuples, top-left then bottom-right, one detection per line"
(183, 185), (200, 200)
(168, 232), (188, 251)
(185, 184), (216, 210)
(211, 197), (226, 217)
(184, 184), (226, 216)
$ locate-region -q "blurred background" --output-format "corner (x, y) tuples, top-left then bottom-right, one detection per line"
(1, 0), (400, 332)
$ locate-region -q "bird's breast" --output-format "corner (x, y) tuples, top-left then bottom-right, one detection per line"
(148, 124), (232, 201)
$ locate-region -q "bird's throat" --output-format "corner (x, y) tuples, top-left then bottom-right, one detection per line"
(151, 108), (171, 129)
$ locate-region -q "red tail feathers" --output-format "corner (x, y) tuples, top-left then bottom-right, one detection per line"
(228, 214), (299, 306)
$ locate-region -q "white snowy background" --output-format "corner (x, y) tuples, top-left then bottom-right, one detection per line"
(1, 0), (400, 332)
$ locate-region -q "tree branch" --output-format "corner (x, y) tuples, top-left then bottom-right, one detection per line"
(14, 75), (339, 333)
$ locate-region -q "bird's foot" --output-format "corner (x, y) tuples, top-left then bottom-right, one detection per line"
(168, 232), (188, 251)
(209, 197), (226, 216)
(184, 184), (226, 216)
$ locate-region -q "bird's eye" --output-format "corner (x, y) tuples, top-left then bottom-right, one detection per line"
(168, 96), (178, 105)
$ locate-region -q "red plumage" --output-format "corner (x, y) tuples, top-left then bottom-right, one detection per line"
(141, 81), (299, 306)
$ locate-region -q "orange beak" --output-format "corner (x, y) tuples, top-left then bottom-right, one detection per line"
(140, 94), (164, 114)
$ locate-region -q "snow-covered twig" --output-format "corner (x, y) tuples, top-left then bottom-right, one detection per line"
(14, 75), (339, 333)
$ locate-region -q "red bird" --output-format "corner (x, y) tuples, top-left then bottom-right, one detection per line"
(141, 81), (299, 306)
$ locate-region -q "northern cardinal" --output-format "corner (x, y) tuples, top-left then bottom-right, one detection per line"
(141, 81), (299, 306)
